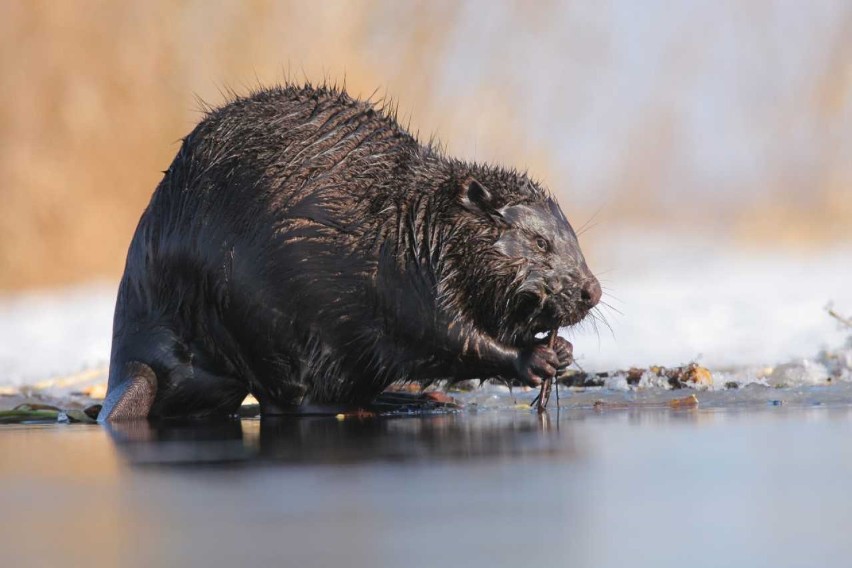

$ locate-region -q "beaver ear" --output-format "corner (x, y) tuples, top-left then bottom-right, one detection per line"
(460, 178), (500, 218)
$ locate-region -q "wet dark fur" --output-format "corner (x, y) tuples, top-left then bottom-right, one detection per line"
(104, 84), (599, 419)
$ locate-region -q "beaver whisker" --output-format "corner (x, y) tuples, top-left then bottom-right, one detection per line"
(592, 306), (616, 337)
(598, 299), (623, 316)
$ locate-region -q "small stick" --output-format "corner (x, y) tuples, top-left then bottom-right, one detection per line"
(828, 307), (852, 329)
(554, 355), (560, 416)
(534, 329), (559, 413)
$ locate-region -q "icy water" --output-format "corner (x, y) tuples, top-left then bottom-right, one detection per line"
(3, 391), (852, 568)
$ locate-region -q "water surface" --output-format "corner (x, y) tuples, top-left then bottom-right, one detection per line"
(2, 401), (851, 568)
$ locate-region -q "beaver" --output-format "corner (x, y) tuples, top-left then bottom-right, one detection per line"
(98, 84), (601, 422)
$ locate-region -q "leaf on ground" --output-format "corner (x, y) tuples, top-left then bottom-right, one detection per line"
(0, 409), (60, 424)
(13, 403), (62, 412)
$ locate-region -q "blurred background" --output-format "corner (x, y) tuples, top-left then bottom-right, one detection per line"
(1, 0), (850, 385)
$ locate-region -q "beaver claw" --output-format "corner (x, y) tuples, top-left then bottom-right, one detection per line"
(551, 336), (574, 371)
(515, 344), (559, 387)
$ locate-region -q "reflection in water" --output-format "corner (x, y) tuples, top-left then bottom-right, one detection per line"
(105, 393), (844, 468)
(6, 405), (852, 568)
(105, 412), (576, 467)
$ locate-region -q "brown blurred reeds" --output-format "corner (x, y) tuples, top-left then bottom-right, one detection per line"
(0, 0), (850, 290)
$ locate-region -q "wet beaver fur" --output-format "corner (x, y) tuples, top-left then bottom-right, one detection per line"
(99, 84), (601, 421)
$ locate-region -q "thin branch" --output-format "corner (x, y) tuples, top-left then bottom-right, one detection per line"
(828, 307), (852, 328)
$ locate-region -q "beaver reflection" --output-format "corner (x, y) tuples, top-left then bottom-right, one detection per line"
(105, 413), (575, 467)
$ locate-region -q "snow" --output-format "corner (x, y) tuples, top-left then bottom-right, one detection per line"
(1, 232), (850, 392)
(0, 283), (115, 386)
(766, 359), (830, 387)
(567, 232), (852, 371)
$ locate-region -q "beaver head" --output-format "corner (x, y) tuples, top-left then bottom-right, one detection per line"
(445, 174), (601, 346)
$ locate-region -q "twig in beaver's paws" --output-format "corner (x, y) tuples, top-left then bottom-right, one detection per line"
(531, 329), (558, 413)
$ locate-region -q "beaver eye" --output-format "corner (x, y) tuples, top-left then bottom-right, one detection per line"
(535, 236), (550, 252)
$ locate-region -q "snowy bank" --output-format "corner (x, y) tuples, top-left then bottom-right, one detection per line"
(1, 233), (850, 390)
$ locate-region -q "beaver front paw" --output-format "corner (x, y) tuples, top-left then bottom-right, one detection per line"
(515, 345), (559, 387)
(551, 336), (574, 370)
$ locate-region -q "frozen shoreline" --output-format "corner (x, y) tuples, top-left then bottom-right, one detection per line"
(1, 234), (850, 388)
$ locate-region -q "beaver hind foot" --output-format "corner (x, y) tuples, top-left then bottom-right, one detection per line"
(97, 362), (158, 422)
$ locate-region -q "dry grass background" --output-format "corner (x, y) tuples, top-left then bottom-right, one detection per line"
(0, 0), (850, 290)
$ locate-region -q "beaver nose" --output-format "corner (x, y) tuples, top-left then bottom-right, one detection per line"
(580, 278), (601, 308)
